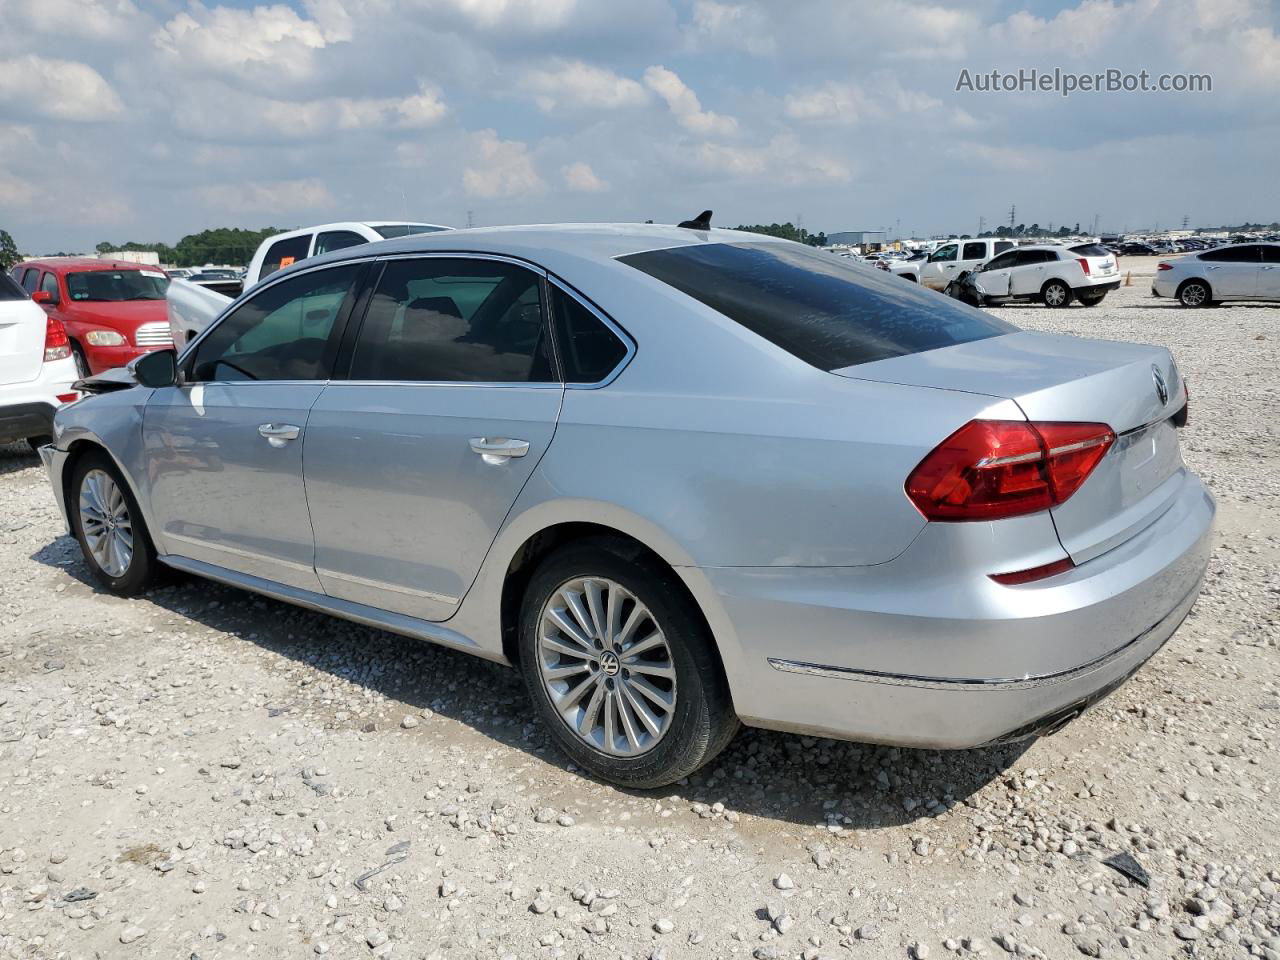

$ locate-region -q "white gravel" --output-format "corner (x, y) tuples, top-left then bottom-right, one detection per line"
(1, 281), (1277, 959)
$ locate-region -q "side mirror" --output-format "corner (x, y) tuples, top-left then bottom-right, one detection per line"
(32, 290), (57, 305)
(131, 349), (177, 388)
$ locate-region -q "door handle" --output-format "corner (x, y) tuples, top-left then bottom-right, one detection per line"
(470, 437), (530, 464)
(1206, 266), (1220, 271)
(1262, 266), (1276, 271)
(258, 423), (300, 447)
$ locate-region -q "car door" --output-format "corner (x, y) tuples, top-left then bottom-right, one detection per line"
(920, 243), (958, 289)
(1010, 250), (1053, 296)
(303, 255), (564, 621)
(975, 250), (1017, 297)
(1258, 245), (1280, 299)
(143, 262), (364, 590)
(958, 240), (989, 274)
(1199, 245), (1260, 298)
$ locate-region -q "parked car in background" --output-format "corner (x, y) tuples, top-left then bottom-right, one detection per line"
(1117, 242), (1157, 256)
(12, 259), (173, 377)
(972, 243), (1121, 307)
(45, 223), (1211, 788)
(167, 220), (453, 345)
(165, 268), (195, 280)
(1152, 242), (1280, 306)
(0, 271), (77, 448)
(918, 237), (1016, 290)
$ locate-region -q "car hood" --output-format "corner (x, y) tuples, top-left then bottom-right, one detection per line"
(66, 299), (168, 330)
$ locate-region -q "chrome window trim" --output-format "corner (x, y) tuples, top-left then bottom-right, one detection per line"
(546, 275), (636, 389)
(370, 250), (549, 277)
(323, 380), (563, 390)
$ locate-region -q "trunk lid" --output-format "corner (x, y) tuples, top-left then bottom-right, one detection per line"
(0, 299), (48, 385)
(837, 330), (1187, 562)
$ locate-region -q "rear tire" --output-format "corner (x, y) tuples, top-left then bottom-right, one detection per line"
(1178, 279), (1212, 308)
(517, 539), (737, 788)
(1042, 280), (1072, 308)
(1077, 292), (1106, 307)
(69, 450), (159, 596)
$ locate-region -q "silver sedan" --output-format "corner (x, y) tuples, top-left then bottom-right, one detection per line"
(41, 224), (1214, 787)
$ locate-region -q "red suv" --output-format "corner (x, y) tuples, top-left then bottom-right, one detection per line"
(12, 259), (174, 376)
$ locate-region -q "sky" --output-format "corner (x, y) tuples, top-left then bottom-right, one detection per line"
(0, 0), (1277, 254)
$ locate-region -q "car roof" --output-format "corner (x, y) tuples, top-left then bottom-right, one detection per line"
(289, 222), (789, 276)
(18, 257), (153, 272)
(264, 221), (453, 242)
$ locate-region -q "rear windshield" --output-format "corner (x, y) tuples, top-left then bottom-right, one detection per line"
(1069, 243), (1112, 257)
(67, 270), (168, 302)
(618, 242), (1013, 370)
(373, 224), (450, 239)
(0, 273), (26, 301)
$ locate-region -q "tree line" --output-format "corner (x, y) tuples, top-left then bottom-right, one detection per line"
(95, 227), (289, 267)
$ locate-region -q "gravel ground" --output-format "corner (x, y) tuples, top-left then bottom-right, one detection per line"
(1, 280), (1277, 960)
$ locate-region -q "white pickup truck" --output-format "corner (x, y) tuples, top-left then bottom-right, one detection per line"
(166, 220), (451, 346)
(917, 237), (1016, 290)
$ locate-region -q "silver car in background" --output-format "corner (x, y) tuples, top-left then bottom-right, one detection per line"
(41, 224), (1213, 788)
(1152, 241), (1280, 306)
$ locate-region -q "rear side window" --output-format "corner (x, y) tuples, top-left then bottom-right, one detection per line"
(1070, 243), (1111, 257)
(0, 272), (26, 301)
(618, 242), (1014, 370)
(314, 230), (367, 255)
(259, 235), (312, 282)
(20, 268), (39, 293)
(349, 258), (554, 383)
(191, 264), (359, 382)
(550, 285), (628, 383)
(1262, 245), (1280, 264)
(993, 241), (1014, 255)
(961, 242), (986, 260)
(372, 224), (450, 239)
(1201, 245), (1260, 263)
(983, 251), (1018, 271)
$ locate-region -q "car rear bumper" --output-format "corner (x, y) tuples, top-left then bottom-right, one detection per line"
(1078, 279), (1121, 294)
(0, 401), (56, 445)
(703, 471), (1215, 748)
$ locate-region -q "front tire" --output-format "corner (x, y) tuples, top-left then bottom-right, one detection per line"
(1178, 279), (1211, 308)
(517, 540), (737, 788)
(1042, 280), (1072, 308)
(71, 342), (91, 379)
(70, 450), (159, 596)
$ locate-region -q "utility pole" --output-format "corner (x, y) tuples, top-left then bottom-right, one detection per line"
(978, 215), (985, 236)
(1181, 214), (1190, 231)
(1008, 204), (1016, 231)
(466, 210), (475, 229)
(1091, 213), (1100, 236)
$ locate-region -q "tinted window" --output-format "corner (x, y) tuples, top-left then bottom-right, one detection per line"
(40, 272), (59, 298)
(66, 270), (166, 301)
(983, 251), (1018, 271)
(349, 258), (553, 383)
(1070, 243), (1111, 257)
(1201, 245), (1260, 263)
(372, 224), (450, 239)
(315, 230), (368, 255)
(259, 235), (312, 282)
(993, 241), (1015, 254)
(0, 273), (26, 301)
(931, 244), (957, 262)
(191, 264), (358, 382)
(619, 242), (1014, 370)
(1261, 245), (1280, 264)
(20, 268), (39, 293)
(551, 285), (628, 383)
(961, 242), (986, 261)
(1014, 250), (1053, 266)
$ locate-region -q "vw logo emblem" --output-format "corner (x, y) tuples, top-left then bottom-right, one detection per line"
(599, 650), (621, 677)
(1151, 365), (1169, 406)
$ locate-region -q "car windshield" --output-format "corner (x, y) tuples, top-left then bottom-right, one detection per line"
(619, 241), (1015, 370)
(373, 224), (449, 239)
(67, 270), (168, 301)
(1070, 244), (1112, 257)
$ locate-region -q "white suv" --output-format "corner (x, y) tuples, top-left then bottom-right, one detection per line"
(973, 243), (1121, 308)
(0, 271), (77, 448)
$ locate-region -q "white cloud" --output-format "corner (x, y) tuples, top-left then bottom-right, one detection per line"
(525, 60), (648, 112)
(785, 78), (941, 125)
(643, 65), (736, 135)
(562, 161), (607, 192)
(423, 0), (577, 30)
(694, 135), (851, 185)
(0, 55), (123, 121)
(462, 131), (545, 198)
(197, 178), (335, 215)
(688, 0), (775, 55)
(7, 0), (141, 40)
(152, 3), (347, 81)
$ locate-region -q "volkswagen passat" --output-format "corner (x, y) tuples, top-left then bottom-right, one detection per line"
(40, 224), (1213, 788)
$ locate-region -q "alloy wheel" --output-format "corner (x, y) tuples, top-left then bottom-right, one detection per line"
(79, 468), (133, 578)
(537, 577), (677, 757)
(1182, 283), (1207, 306)
(1045, 283), (1068, 306)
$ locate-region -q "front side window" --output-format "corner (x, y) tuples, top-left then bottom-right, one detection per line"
(40, 272), (59, 298)
(619, 242), (1014, 370)
(961, 242), (986, 261)
(314, 230), (368, 255)
(1261, 245), (1280, 264)
(349, 258), (553, 383)
(550, 285), (628, 383)
(258, 235), (312, 282)
(190, 264), (358, 382)
(931, 244), (957, 262)
(66, 270), (167, 301)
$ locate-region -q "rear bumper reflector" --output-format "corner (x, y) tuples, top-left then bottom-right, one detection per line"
(989, 557), (1076, 585)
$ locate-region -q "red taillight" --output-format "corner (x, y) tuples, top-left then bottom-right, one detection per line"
(1077, 258), (1091, 276)
(989, 557), (1076, 585)
(43, 315), (70, 362)
(906, 419), (1115, 521)
(1157, 262), (1173, 271)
